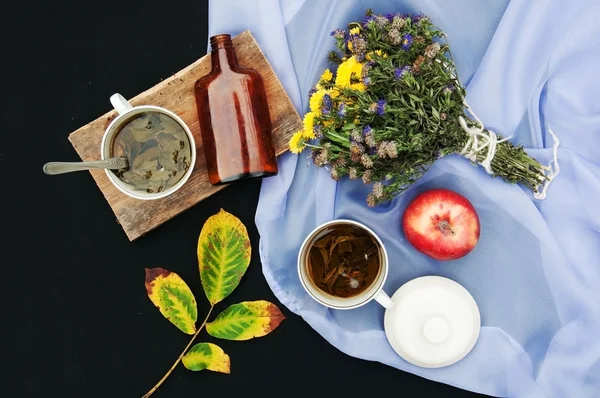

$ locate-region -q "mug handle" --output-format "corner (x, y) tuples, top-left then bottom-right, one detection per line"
(110, 93), (133, 115)
(374, 290), (394, 309)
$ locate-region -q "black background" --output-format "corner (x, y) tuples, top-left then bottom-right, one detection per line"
(4, 1), (488, 397)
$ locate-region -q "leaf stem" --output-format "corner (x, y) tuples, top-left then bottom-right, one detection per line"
(142, 305), (214, 398)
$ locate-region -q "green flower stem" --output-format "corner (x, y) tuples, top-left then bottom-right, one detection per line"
(142, 305), (214, 398)
(460, 130), (547, 191)
(323, 131), (351, 148)
(305, 143), (322, 149)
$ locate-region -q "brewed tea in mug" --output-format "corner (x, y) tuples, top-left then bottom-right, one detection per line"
(307, 224), (381, 298)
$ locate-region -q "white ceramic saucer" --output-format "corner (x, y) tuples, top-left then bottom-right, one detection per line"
(384, 276), (481, 368)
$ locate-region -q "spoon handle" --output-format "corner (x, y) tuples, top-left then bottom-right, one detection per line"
(43, 158), (128, 175)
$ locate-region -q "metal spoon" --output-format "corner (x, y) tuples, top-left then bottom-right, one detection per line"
(43, 157), (129, 175)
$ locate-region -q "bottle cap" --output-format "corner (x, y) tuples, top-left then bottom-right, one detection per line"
(384, 276), (480, 368)
(210, 34), (233, 49)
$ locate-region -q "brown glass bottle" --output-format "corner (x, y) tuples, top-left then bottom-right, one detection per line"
(194, 34), (278, 185)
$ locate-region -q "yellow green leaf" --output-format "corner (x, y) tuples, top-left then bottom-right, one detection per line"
(145, 268), (197, 335)
(197, 209), (251, 305)
(206, 300), (285, 341)
(182, 343), (230, 374)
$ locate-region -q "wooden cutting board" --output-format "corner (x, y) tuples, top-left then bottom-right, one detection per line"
(69, 30), (302, 241)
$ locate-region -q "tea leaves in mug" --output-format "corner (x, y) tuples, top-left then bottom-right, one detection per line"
(312, 235), (331, 248)
(307, 225), (380, 298)
(112, 112), (191, 194)
(145, 268), (198, 335)
(206, 301), (285, 341)
(197, 209), (251, 305)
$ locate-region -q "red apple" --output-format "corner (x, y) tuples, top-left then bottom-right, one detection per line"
(402, 189), (480, 261)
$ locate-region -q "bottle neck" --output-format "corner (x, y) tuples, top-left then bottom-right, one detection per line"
(210, 34), (238, 72)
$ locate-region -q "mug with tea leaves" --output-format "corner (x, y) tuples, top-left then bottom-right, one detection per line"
(297, 219), (481, 368)
(297, 219), (394, 309)
(44, 94), (196, 200)
(102, 94), (196, 200)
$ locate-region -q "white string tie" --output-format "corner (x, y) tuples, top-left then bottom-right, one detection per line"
(457, 100), (560, 200)
(458, 100), (512, 174)
(533, 129), (560, 200)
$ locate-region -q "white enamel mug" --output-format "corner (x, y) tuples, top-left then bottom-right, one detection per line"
(297, 219), (394, 310)
(100, 93), (197, 200)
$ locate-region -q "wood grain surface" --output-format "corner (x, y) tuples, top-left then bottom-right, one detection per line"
(68, 30), (301, 241)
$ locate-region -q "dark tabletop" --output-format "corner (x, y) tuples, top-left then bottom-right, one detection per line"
(4, 1), (489, 397)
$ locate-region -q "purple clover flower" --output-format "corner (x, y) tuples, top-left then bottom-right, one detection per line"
(363, 76), (371, 85)
(443, 84), (455, 94)
(338, 103), (346, 117)
(412, 13), (426, 23)
(401, 34), (413, 50)
(374, 15), (389, 28)
(308, 88), (317, 98)
(362, 125), (372, 135)
(314, 124), (322, 138)
(311, 150), (319, 163)
(362, 14), (377, 27)
(349, 35), (367, 55)
(375, 99), (387, 117)
(322, 94), (332, 111)
(365, 131), (376, 148)
(385, 12), (399, 21)
(394, 66), (411, 80)
(330, 29), (346, 39)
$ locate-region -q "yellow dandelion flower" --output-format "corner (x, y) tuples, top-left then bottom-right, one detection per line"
(351, 83), (366, 91)
(366, 50), (388, 61)
(289, 131), (306, 154)
(303, 112), (316, 139)
(335, 57), (357, 87)
(347, 41), (353, 52)
(320, 69), (333, 82)
(309, 89), (329, 115)
(316, 69), (334, 90)
(335, 56), (366, 92)
(349, 27), (360, 35)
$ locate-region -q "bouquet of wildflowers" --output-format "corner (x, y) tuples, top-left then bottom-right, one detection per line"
(289, 10), (554, 206)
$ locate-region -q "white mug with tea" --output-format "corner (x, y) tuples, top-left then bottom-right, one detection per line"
(43, 94), (196, 199)
(297, 219), (481, 368)
(298, 219), (393, 310)
(100, 94), (197, 200)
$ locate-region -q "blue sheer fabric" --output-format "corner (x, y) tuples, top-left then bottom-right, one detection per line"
(209, 1), (600, 396)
